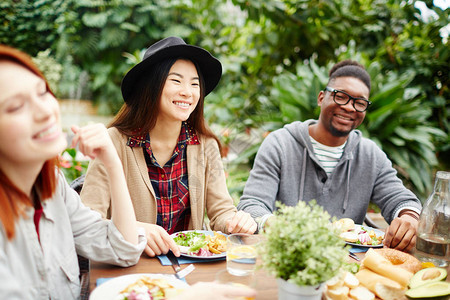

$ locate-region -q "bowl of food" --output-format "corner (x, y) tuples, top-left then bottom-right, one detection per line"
(172, 230), (227, 259)
(333, 218), (384, 247)
(90, 273), (188, 300)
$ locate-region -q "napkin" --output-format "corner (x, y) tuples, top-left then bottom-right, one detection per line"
(96, 277), (113, 286)
(157, 254), (225, 266)
(349, 246), (369, 254)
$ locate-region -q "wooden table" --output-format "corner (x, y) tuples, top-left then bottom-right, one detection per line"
(89, 256), (278, 299)
(90, 251), (450, 299)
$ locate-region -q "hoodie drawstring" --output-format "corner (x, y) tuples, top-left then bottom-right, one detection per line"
(298, 147), (307, 201)
(342, 162), (351, 213)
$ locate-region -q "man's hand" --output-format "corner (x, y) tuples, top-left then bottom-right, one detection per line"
(137, 222), (180, 257)
(383, 214), (419, 252)
(226, 211), (257, 234)
(263, 215), (276, 230)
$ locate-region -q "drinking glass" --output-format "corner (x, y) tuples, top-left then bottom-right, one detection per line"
(226, 234), (259, 276)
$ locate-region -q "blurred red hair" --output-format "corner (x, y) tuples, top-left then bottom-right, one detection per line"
(0, 45), (59, 240)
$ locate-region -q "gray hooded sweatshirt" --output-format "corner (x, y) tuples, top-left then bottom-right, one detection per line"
(237, 120), (421, 225)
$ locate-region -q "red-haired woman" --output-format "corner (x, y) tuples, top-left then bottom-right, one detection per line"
(0, 45), (146, 299)
(81, 37), (257, 257)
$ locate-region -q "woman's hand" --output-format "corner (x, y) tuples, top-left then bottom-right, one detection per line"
(226, 211), (257, 234)
(169, 282), (256, 300)
(138, 222), (180, 257)
(70, 124), (117, 167)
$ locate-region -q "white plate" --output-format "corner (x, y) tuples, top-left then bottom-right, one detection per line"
(89, 273), (189, 300)
(171, 230), (227, 260)
(344, 225), (384, 248)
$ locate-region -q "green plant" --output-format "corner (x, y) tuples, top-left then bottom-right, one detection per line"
(0, 0), (73, 56)
(363, 67), (446, 198)
(59, 148), (89, 184)
(259, 201), (347, 286)
(32, 49), (62, 96)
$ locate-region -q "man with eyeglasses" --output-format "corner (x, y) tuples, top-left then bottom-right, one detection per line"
(237, 60), (421, 252)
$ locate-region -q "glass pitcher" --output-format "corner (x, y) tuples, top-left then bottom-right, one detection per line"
(414, 171), (450, 267)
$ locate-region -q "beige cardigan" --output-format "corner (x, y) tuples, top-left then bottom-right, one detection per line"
(81, 127), (237, 232)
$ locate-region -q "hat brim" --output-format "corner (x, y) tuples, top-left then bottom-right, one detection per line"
(121, 44), (222, 103)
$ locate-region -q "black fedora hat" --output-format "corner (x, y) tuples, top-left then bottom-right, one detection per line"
(121, 37), (222, 103)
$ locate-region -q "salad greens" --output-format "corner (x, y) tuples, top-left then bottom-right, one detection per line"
(354, 226), (383, 245)
(173, 231), (207, 252)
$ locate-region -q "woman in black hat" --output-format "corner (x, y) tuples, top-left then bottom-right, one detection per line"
(81, 37), (257, 257)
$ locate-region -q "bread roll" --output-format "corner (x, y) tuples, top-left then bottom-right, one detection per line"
(340, 231), (358, 243)
(326, 275), (344, 290)
(374, 248), (422, 274)
(343, 272), (359, 289)
(349, 286), (375, 300)
(334, 218), (355, 232)
(355, 269), (403, 294)
(374, 283), (407, 300)
(361, 248), (413, 287)
(326, 286), (349, 300)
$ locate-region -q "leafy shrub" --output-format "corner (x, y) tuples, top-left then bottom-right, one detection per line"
(32, 49), (62, 95)
(259, 201), (347, 286)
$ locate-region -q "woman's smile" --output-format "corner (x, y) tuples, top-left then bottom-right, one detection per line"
(33, 123), (62, 141)
(173, 101), (191, 109)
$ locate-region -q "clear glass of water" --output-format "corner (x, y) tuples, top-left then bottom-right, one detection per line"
(226, 233), (260, 276)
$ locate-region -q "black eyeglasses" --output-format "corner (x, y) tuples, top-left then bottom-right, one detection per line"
(324, 87), (371, 112)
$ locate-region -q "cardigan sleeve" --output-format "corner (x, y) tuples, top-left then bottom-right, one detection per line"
(203, 138), (237, 232)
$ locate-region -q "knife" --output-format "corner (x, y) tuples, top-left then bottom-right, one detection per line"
(348, 251), (360, 261)
(166, 250), (195, 279)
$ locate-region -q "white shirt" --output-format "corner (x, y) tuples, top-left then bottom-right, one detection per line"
(0, 172), (146, 299)
(309, 136), (346, 176)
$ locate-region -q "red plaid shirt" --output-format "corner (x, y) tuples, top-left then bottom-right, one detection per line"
(127, 122), (200, 234)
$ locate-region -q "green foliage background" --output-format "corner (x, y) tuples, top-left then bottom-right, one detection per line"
(1, 0), (448, 200)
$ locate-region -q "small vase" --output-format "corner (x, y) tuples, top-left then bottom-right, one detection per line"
(277, 278), (324, 300)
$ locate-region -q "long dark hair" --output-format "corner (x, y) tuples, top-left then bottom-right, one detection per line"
(110, 57), (222, 153)
(0, 45), (59, 240)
